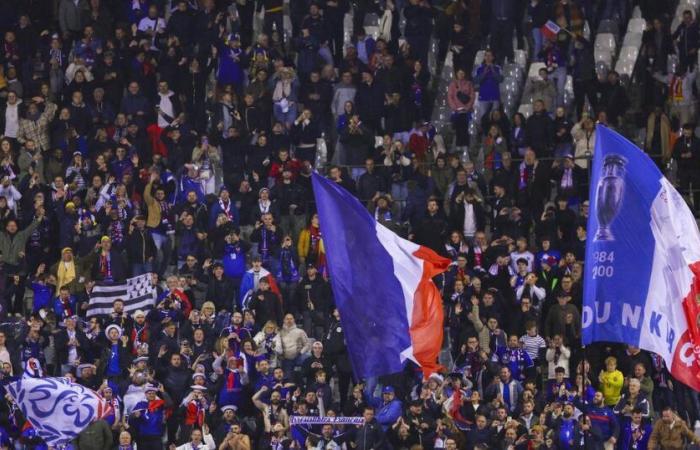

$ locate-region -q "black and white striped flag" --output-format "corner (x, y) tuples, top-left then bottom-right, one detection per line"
(87, 274), (157, 317)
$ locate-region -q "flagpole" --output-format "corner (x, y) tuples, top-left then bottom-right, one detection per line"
(580, 149), (593, 448)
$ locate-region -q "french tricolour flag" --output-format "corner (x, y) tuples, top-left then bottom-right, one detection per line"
(583, 126), (700, 392)
(312, 173), (450, 379)
(541, 20), (561, 40)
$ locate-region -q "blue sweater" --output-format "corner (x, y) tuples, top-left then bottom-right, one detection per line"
(474, 64), (503, 102)
(585, 405), (619, 441)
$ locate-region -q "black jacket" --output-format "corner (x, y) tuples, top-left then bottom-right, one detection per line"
(323, 318), (352, 374)
(54, 328), (89, 366)
(205, 275), (236, 312)
(412, 211), (449, 256)
(156, 360), (192, 405)
(271, 181), (307, 216)
(249, 289), (283, 326)
(353, 420), (385, 450)
(450, 201), (486, 234)
(525, 111), (555, 155)
(125, 228), (157, 265)
(297, 275), (333, 318)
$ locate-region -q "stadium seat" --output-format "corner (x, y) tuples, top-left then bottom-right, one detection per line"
(518, 103), (533, 118)
(623, 33), (642, 48)
(528, 62), (546, 79)
(594, 33), (617, 52)
(627, 18), (646, 34)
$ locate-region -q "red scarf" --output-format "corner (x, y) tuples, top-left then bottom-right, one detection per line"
(61, 298), (73, 317)
(148, 398), (165, 413)
(186, 400), (205, 426)
(449, 389), (469, 427)
(226, 369), (238, 390)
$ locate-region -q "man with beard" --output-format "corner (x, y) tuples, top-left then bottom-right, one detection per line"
(575, 391), (619, 450)
(252, 385), (290, 432)
(552, 402), (577, 450)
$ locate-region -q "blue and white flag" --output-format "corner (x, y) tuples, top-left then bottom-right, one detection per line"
(6, 377), (110, 446)
(583, 125), (700, 391)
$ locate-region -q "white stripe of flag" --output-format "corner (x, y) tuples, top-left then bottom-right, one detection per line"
(87, 273), (157, 317)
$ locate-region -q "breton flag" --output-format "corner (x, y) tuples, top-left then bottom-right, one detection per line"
(87, 273), (157, 317)
(541, 20), (561, 40)
(311, 173), (450, 379)
(6, 376), (111, 446)
(583, 125), (700, 391)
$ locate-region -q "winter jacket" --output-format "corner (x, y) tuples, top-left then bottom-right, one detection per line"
(0, 219), (39, 266)
(648, 416), (700, 450)
(279, 324), (310, 360)
(125, 228), (157, 265)
(71, 419), (112, 450)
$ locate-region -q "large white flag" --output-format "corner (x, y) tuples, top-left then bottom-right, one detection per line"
(6, 377), (110, 446)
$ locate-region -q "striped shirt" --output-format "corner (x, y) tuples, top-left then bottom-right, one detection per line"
(520, 334), (546, 361)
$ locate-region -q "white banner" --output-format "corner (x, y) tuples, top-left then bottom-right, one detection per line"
(290, 416), (364, 425)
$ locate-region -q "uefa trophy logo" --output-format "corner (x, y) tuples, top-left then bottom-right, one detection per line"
(594, 154), (627, 241)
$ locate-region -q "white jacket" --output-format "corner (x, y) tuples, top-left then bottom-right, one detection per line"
(279, 324), (311, 360)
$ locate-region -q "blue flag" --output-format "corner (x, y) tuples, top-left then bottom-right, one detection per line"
(583, 125), (700, 391)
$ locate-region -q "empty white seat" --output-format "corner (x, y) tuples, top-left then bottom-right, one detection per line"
(595, 33), (616, 52)
(594, 48), (613, 66)
(623, 32), (643, 47)
(618, 45), (639, 62)
(514, 49), (528, 68)
(627, 18), (646, 34)
(615, 46), (639, 75)
(518, 103), (533, 118)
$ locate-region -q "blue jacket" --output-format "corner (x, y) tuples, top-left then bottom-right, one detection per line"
(555, 417), (577, 450)
(131, 400), (167, 436)
(209, 200), (239, 229)
(492, 346), (533, 381)
(474, 64), (503, 102)
(619, 421), (651, 450)
(53, 295), (77, 321)
(369, 397), (402, 429)
(223, 242), (247, 279)
(31, 282), (53, 312)
(217, 44), (245, 86)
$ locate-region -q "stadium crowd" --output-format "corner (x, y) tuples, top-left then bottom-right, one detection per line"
(0, 0), (697, 449)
